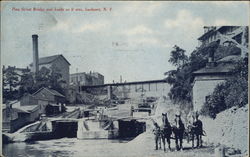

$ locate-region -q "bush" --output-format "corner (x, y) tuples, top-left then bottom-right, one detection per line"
(200, 58), (248, 119)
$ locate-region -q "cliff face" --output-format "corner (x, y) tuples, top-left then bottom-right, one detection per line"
(201, 105), (248, 155)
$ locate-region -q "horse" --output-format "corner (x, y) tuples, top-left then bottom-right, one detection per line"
(172, 114), (185, 151)
(161, 113), (172, 152)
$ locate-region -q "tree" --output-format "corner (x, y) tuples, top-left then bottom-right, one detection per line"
(165, 42), (241, 104)
(18, 69), (34, 96)
(50, 65), (66, 94)
(3, 65), (67, 102)
(165, 45), (196, 103)
(32, 66), (66, 94)
(3, 66), (19, 101)
(3, 67), (19, 92)
(168, 45), (188, 67)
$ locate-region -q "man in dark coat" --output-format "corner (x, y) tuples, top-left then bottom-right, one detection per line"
(193, 112), (203, 148)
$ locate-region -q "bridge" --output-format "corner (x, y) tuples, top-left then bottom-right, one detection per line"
(80, 79), (170, 100)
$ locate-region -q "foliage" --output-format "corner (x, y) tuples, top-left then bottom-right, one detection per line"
(3, 67), (22, 101)
(3, 66), (66, 102)
(19, 70), (34, 94)
(32, 66), (65, 94)
(165, 44), (210, 103)
(200, 58), (248, 119)
(168, 45), (188, 67)
(165, 41), (244, 107)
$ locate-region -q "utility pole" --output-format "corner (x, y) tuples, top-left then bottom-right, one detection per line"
(76, 68), (80, 93)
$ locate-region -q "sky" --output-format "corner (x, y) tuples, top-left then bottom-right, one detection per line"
(1, 1), (249, 83)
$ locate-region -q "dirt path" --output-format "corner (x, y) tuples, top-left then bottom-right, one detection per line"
(122, 131), (215, 157)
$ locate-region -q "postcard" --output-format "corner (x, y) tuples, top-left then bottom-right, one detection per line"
(1, 1), (249, 157)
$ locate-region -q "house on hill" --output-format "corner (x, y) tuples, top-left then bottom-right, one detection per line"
(192, 26), (248, 112)
(198, 26), (248, 57)
(192, 55), (240, 111)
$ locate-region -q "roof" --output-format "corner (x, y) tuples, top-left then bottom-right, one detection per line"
(49, 89), (65, 97)
(12, 108), (30, 114)
(3, 105), (38, 114)
(33, 87), (65, 98)
(216, 55), (241, 63)
(193, 62), (236, 75)
(30, 54), (71, 66)
(4, 100), (41, 113)
(15, 105), (38, 112)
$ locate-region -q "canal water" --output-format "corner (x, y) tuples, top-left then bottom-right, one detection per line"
(3, 138), (132, 157)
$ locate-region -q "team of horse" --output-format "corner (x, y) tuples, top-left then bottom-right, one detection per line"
(152, 112), (204, 152)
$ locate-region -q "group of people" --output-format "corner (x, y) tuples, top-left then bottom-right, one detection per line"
(152, 111), (203, 152)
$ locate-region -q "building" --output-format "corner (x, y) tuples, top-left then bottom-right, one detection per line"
(192, 55), (240, 111)
(3, 87), (66, 132)
(198, 26), (248, 57)
(30, 54), (71, 87)
(20, 87), (65, 106)
(192, 26), (248, 111)
(29, 35), (71, 87)
(2, 101), (42, 133)
(70, 71), (104, 86)
(32, 87), (66, 104)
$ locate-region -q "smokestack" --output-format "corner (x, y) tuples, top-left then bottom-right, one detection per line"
(32, 34), (39, 74)
(207, 49), (216, 68)
(120, 75), (122, 83)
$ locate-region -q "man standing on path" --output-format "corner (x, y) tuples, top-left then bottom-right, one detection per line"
(193, 112), (203, 148)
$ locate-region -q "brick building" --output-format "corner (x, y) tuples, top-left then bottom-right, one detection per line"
(70, 71), (104, 86)
(30, 54), (71, 87)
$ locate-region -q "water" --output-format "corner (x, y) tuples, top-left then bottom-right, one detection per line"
(3, 138), (131, 157)
(3, 133), (216, 157)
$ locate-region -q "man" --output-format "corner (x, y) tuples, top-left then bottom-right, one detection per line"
(193, 112), (203, 148)
(153, 122), (162, 150)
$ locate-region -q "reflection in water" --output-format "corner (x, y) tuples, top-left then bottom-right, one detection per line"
(3, 138), (131, 157)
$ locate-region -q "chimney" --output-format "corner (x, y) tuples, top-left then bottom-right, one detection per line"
(120, 75), (122, 83)
(32, 34), (39, 74)
(206, 49), (216, 68)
